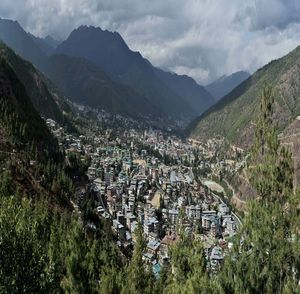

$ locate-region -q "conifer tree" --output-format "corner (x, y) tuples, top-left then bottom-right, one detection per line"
(165, 235), (214, 294)
(122, 221), (154, 294)
(218, 85), (300, 293)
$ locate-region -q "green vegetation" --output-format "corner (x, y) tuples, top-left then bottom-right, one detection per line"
(164, 235), (216, 293)
(189, 45), (300, 147)
(217, 85), (300, 293)
(0, 194), (125, 293)
(0, 57), (57, 150)
(0, 42), (65, 124)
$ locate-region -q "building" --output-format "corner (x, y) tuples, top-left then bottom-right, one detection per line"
(169, 209), (179, 225)
(159, 233), (179, 264)
(210, 246), (223, 272)
(146, 239), (160, 258)
(112, 220), (126, 242)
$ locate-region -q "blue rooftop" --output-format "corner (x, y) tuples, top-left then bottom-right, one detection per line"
(152, 263), (161, 279)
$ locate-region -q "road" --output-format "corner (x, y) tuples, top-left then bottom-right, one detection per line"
(211, 190), (242, 227)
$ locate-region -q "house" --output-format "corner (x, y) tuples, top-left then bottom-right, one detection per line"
(210, 246), (223, 272)
(146, 239), (160, 258)
(169, 209), (179, 225)
(126, 213), (136, 230)
(152, 263), (162, 279)
(112, 220), (126, 242)
(159, 233), (179, 264)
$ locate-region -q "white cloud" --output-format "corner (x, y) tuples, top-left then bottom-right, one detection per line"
(1, 0), (300, 84)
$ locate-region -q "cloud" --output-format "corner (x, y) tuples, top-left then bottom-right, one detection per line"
(0, 0), (300, 84)
(241, 0), (300, 31)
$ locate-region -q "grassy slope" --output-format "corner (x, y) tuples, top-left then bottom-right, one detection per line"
(188, 46), (300, 147)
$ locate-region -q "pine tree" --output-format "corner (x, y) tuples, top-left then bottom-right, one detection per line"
(122, 221), (154, 294)
(165, 235), (214, 293)
(61, 216), (92, 293)
(218, 85), (300, 293)
(0, 197), (53, 293)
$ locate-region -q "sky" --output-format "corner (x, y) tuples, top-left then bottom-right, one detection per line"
(1, 0), (300, 85)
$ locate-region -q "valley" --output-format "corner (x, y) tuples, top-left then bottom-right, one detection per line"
(0, 11), (299, 293)
(46, 113), (245, 277)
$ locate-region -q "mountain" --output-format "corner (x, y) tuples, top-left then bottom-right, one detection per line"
(29, 34), (61, 55)
(29, 33), (55, 55)
(0, 49), (76, 211)
(188, 46), (300, 148)
(0, 19), (214, 122)
(0, 56), (59, 156)
(44, 35), (61, 49)
(0, 42), (65, 123)
(205, 71), (250, 101)
(47, 54), (160, 117)
(56, 25), (213, 119)
(0, 18), (48, 71)
(0, 19), (154, 119)
(0, 20), (162, 120)
(153, 68), (215, 116)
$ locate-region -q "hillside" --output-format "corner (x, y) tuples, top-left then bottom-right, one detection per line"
(0, 18), (47, 71)
(47, 54), (160, 117)
(56, 25), (214, 119)
(205, 71), (250, 101)
(0, 52), (76, 207)
(0, 42), (65, 123)
(0, 57), (58, 153)
(29, 33), (55, 55)
(188, 46), (300, 147)
(153, 68), (215, 116)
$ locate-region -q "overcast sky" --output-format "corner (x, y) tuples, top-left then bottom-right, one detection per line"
(1, 0), (300, 85)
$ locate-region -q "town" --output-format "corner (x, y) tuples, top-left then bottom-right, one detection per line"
(46, 113), (244, 278)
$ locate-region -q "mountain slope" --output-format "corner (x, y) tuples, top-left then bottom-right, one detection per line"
(29, 33), (55, 55)
(0, 20), (213, 121)
(44, 35), (60, 49)
(47, 54), (160, 117)
(55, 25), (205, 119)
(0, 57), (59, 155)
(0, 42), (64, 123)
(29, 34), (61, 56)
(188, 46), (300, 147)
(0, 53), (76, 208)
(153, 68), (215, 115)
(206, 71), (250, 101)
(0, 18), (47, 71)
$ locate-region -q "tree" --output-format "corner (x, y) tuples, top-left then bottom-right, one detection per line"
(0, 170), (15, 196)
(218, 85), (300, 293)
(122, 222), (154, 294)
(0, 197), (53, 293)
(61, 216), (96, 293)
(165, 234), (215, 293)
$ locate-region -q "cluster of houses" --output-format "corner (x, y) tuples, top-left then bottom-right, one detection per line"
(86, 137), (239, 276)
(46, 118), (241, 277)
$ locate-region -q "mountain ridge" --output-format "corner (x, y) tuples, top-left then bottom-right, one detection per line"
(188, 45), (300, 147)
(0, 42), (65, 124)
(47, 53), (161, 117)
(205, 71), (250, 101)
(0, 18), (215, 123)
(0, 18), (48, 71)
(56, 25), (214, 119)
